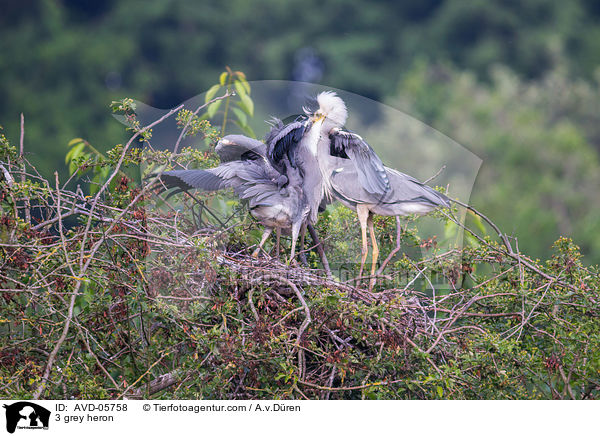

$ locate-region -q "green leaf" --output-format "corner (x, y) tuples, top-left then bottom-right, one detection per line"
(237, 93), (254, 117)
(207, 100), (222, 118)
(232, 107), (247, 126)
(219, 72), (228, 86)
(437, 386), (443, 398)
(234, 80), (247, 98)
(237, 76), (250, 94)
(205, 84), (221, 104)
(65, 143), (85, 164)
(69, 159), (78, 176)
(68, 137), (85, 148)
(325, 295), (339, 305)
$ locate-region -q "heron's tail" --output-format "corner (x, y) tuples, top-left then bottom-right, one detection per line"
(425, 186), (451, 208)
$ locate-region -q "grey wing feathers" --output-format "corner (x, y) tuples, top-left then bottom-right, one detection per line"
(329, 128), (391, 196)
(331, 164), (449, 207)
(159, 161), (283, 208)
(265, 118), (307, 168)
(160, 169), (225, 191)
(385, 168), (450, 207)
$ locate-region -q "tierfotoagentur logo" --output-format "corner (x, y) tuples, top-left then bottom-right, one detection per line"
(2, 402), (50, 434)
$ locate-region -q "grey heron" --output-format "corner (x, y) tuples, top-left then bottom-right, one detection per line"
(270, 91), (450, 287)
(315, 93), (450, 285)
(156, 131), (311, 261)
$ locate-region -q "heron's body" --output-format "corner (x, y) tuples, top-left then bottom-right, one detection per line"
(302, 92), (449, 287)
(327, 159), (449, 216)
(158, 134), (310, 259)
(266, 118), (324, 225)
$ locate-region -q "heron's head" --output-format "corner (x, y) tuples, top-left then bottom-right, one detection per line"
(218, 135), (266, 153)
(307, 91), (348, 129)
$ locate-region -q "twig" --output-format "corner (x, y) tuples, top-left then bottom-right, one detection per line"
(424, 165), (446, 184)
(127, 369), (183, 399)
(172, 91), (234, 155)
(323, 365), (337, 400)
(118, 351), (170, 399)
(248, 288), (260, 322)
(33, 173), (82, 399)
(376, 216), (402, 276)
(261, 274), (311, 347)
(448, 198), (514, 254)
(307, 223), (332, 279)
(19, 114), (31, 223)
(298, 377), (404, 392)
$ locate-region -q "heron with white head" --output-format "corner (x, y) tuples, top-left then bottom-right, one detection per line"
(314, 92), (450, 287)
(272, 91), (450, 288)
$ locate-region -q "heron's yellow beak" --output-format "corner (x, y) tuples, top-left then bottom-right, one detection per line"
(312, 113), (326, 123)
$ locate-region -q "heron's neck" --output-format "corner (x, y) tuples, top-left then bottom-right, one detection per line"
(293, 129), (328, 222)
(311, 131), (335, 202)
(299, 122), (319, 157)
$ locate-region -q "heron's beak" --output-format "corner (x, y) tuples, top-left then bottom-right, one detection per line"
(311, 113), (326, 123)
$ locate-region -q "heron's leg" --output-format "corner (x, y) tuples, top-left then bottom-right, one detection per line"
(288, 222), (302, 265)
(307, 223), (332, 279)
(298, 223), (308, 266)
(275, 228), (281, 257)
(252, 227), (273, 258)
(367, 215), (379, 290)
(356, 205), (370, 281)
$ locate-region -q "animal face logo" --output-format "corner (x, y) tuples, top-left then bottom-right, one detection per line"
(3, 402), (50, 434)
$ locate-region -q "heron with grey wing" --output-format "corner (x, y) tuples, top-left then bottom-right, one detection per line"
(271, 91), (450, 289)
(153, 127), (312, 262)
(312, 92), (450, 288)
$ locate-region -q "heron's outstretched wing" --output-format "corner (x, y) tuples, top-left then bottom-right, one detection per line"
(330, 163), (449, 207)
(159, 169), (224, 192)
(157, 161), (285, 208)
(328, 128), (390, 197)
(215, 135), (267, 162)
(265, 118), (307, 169)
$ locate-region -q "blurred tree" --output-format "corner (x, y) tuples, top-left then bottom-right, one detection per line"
(393, 60), (600, 264)
(2, 0), (600, 176)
